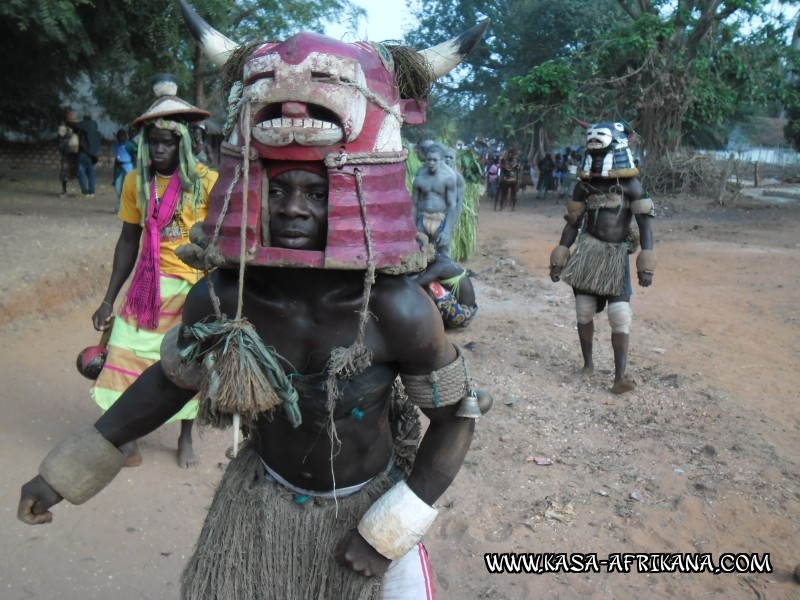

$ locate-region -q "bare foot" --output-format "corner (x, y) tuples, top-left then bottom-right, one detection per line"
(177, 438), (198, 469)
(611, 378), (637, 394)
(120, 440), (142, 468)
(581, 364), (594, 377)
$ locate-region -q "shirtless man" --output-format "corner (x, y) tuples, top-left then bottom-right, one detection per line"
(549, 122), (655, 394)
(18, 162), (486, 598)
(412, 143), (458, 257)
(18, 7), (490, 599)
(443, 146), (465, 224)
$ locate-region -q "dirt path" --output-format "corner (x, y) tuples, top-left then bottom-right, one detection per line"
(1, 173), (799, 599)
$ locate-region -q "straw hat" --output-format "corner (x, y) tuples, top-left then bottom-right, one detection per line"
(131, 73), (210, 128)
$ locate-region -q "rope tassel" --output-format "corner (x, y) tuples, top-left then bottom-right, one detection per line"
(179, 319), (301, 429)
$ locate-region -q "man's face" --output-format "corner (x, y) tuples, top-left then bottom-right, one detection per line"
(147, 128), (180, 173)
(426, 151), (441, 173)
(444, 150), (456, 168)
(268, 169), (328, 251)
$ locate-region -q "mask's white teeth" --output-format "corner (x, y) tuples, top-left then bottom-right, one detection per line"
(258, 119), (337, 130)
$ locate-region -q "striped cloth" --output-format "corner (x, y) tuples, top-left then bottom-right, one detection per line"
(91, 273), (198, 422)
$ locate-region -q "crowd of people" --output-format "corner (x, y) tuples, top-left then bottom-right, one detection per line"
(475, 145), (589, 205)
(57, 110), (217, 204)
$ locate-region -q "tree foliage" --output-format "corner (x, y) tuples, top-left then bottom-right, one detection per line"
(407, 0), (792, 171)
(0, 0), (364, 140)
(405, 0), (623, 147)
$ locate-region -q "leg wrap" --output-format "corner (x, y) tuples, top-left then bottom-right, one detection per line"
(400, 345), (469, 409)
(575, 294), (596, 324)
(39, 426), (125, 505)
(607, 301), (633, 334)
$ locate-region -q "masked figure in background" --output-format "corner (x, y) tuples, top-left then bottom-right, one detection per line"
(549, 122), (655, 394)
(19, 4), (490, 600)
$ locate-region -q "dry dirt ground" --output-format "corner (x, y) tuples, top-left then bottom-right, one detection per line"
(1, 170), (799, 600)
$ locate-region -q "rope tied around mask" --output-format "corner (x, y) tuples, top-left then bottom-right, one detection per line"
(179, 104), (302, 441)
(323, 167), (378, 507)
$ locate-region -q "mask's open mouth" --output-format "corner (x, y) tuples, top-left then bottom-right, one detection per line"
(252, 103), (344, 146)
(586, 138), (608, 150)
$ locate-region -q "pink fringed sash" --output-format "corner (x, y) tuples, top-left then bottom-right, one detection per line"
(122, 173), (182, 329)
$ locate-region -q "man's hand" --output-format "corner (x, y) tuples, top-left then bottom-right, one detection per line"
(637, 271), (653, 287)
(413, 254), (460, 287)
(18, 475), (63, 525)
(92, 302), (114, 331)
(550, 265), (563, 282)
(334, 529), (391, 578)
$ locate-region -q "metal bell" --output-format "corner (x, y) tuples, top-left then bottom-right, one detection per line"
(455, 392), (482, 419)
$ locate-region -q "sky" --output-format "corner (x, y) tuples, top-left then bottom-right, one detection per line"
(324, 0), (418, 43)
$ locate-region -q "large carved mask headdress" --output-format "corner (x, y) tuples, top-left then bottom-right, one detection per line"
(578, 121), (639, 180)
(178, 0), (488, 271)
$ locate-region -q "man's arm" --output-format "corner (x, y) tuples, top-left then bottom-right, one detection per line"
(336, 282), (474, 576)
(18, 283), (214, 525)
(635, 213), (654, 287)
(17, 364), (196, 525)
(550, 220), (580, 282)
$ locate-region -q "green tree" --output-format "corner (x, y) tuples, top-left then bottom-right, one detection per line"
(0, 0), (364, 140)
(405, 0), (623, 149)
(500, 0), (791, 171)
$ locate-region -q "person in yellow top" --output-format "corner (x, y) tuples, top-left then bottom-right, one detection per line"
(90, 74), (218, 468)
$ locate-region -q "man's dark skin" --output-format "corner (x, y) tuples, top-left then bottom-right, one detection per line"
(19, 168), (474, 579)
(90, 127), (196, 468)
(550, 177), (653, 393)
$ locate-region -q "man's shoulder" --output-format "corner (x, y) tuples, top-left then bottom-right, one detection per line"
(372, 276), (434, 320)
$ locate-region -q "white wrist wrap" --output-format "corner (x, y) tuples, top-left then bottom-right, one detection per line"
(357, 481), (439, 560)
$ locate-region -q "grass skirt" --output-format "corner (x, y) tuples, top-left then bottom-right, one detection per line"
(561, 232), (628, 297)
(181, 443), (393, 600)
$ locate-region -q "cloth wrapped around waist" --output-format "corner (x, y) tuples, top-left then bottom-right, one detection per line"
(419, 212), (445, 237)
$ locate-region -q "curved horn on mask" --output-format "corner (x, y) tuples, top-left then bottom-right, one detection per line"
(418, 19), (490, 81)
(177, 0), (240, 69)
